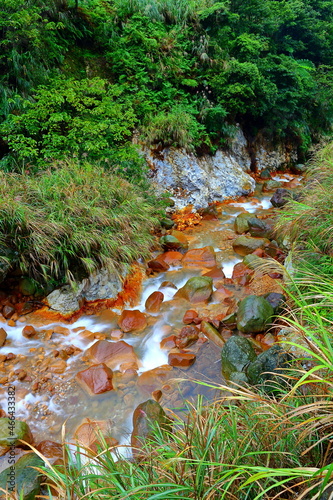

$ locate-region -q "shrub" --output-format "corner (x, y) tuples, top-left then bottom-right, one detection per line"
(0, 160), (159, 284)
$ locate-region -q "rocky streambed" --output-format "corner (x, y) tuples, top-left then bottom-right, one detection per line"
(0, 172), (302, 496)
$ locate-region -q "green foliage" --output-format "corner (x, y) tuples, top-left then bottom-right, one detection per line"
(0, 77), (137, 169)
(0, 160), (159, 283)
(1, 0), (333, 166)
(142, 105), (208, 150)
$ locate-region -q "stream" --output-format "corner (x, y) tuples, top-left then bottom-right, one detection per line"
(0, 173), (301, 451)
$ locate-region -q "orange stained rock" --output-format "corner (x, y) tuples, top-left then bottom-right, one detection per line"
(145, 291), (164, 313)
(85, 340), (139, 370)
(182, 246), (216, 268)
(161, 251), (183, 265)
(118, 309), (147, 333)
(76, 363), (114, 395)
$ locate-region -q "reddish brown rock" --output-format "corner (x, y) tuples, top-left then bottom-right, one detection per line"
(168, 352), (196, 368)
(74, 419), (117, 451)
(137, 365), (173, 394)
(49, 359), (67, 374)
(212, 287), (234, 302)
(0, 328), (6, 347)
(118, 310), (147, 333)
(182, 246), (216, 268)
(159, 281), (177, 290)
(85, 340), (139, 370)
(183, 309), (198, 324)
(176, 326), (199, 349)
(232, 262), (254, 280)
(76, 363), (113, 395)
(145, 291), (164, 313)
(162, 251), (183, 265)
(22, 325), (36, 338)
(36, 440), (63, 464)
(160, 335), (177, 349)
(53, 326), (70, 336)
(147, 256), (170, 272)
(203, 267), (226, 280)
(2, 305), (15, 320)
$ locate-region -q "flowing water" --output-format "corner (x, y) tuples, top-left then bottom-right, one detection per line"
(0, 174), (301, 449)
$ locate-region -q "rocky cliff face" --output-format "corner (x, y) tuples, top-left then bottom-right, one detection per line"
(144, 128), (297, 209)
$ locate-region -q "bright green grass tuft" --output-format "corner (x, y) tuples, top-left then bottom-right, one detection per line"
(0, 160), (160, 284)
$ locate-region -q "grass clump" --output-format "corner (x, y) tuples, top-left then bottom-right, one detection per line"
(0, 160), (159, 284)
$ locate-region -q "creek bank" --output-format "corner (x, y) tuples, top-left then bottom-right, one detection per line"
(145, 128), (297, 208)
(0, 173), (304, 500)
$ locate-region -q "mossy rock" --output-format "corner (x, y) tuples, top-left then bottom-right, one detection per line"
(221, 336), (257, 379)
(246, 345), (293, 393)
(237, 295), (274, 333)
(262, 180), (282, 192)
(247, 218), (273, 239)
(160, 218), (175, 229)
(232, 235), (270, 256)
(175, 276), (213, 303)
(160, 234), (186, 250)
(0, 419), (33, 447)
(234, 213), (254, 234)
(242, 254), (266, 270)
(19, 278), (37, 296)
(131, 399), (170, 452)
(0, 452), (43, 500)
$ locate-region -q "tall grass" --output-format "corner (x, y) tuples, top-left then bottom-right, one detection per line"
(0, 160), (159, 284)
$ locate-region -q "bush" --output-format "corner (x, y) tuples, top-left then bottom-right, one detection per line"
(0, 160), (159, 284)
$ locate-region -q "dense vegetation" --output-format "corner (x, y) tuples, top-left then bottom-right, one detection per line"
(1, 0), (333, 172)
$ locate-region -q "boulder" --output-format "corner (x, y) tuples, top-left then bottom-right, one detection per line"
(85, 340), (139, 371)
(0, 418), (33, 447)
(168, 352), (196, 368)
(22, 325), (36, 339)
(203, 267), (226, 280)
(176, 326), (199, 348)
(76, 363), (114, 395)
(201, 321), (225, 348)
(46, 268), (125, 315)
(270, 188), (292, 208)
(183, 309), (198, 324)
(0, 452), (43, 500)
(160, 335), (177, 349)
(233, 235), (270, 256)
(74, 419), (116, 452)
(234, 213), (254, 234)
(237, 295), (274, 333)
(2, 305), (15, 320)
(221, 336), (257, 379)
(137, 365), (173, 394)
(145, 135), (256, 210)
(160, 235), (186, 251)
(262, 180), (282, 192)
(182, 246), (216, 268)
(0, 328), (6, 346)
(18, 278), (36, 296)
(36, 440), (63, 464)
(118, 310), (147, 333)
(147, 256), (169, 272)
(131, 399), (169, 452)
(145, 291), (164, 313)
(246, 345), (293, 392)
(247, 218), (273, 239)
(160, 218), (175, 229)
(161, 251), (183, 265)
(175, 276), (213, 303)
(263, 292), (286, 314)
(242, 254), (266, 270)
